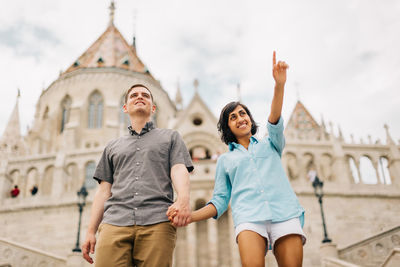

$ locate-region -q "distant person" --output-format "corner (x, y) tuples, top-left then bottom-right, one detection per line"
(10, 185), (20, 198)
(30, 185), (38, 195)
(169, 51), (306, 267)
(82, 84), (193, 267)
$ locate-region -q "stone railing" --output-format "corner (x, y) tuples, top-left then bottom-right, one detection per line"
(338, 225), (400, 267)
(380, 248), (400, 267)
(0, 237), (66, 267)
(322, 257), (361, 267)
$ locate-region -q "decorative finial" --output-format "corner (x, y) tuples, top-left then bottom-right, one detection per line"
(109, 1), (116, 26)
(132, 9), (137, 48)
(175, 78), (183, 109)
(17, 88), (21, 98)
(237, 83), (241, 102)
(384, 123), (394, 145)
(338, 124), (344, 141)
(193, 79), (199, 93)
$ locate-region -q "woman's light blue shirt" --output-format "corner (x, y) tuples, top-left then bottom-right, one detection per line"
(209, 117), (305, 227)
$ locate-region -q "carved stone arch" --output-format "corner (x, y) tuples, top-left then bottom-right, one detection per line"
(6, 169), (20, 198)
(346, 154), (360, 184)
(183, 132), (222, 159)
(87, 90), (104, 129)
(320, 153), (333, 181)
(282, 151), (299, 181)
(84, 161), (98, 189)
(377, 155), (392, 184)
(60, 95), (72, 133)
(66, 162), (79, 193)
(359, 154), (378, 184)
(42, 165), (54, 196)
(302, 152), (316, 181)
(26, 167), (39, 197)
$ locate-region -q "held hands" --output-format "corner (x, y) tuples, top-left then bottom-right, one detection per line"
(166, 198), (192, 227)
(272, 51), (289, 86)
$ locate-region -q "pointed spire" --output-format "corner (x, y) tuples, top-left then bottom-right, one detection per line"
(384, 124), (394, 145)
(109, 1), (116, 26)
(175, 78), (183, 109)
(338, 124), (344, 141)
(193, 79), (199, 93)
(237, 83), (242, 102)
(320, 114), (326, 129)
(1, 89), (21, 140)
(132, 9), (137, 48)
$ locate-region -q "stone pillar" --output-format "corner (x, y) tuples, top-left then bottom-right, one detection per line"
(208, 218), (218, 267)
(52, 152), (66, 197)
(228, 208), (241, 267)
(320, 242), (338, 265)
(0, 159), (9, 202)
(186, 222), (197, 267)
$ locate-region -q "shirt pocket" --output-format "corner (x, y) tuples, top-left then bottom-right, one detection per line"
(146, 142), (170, 162)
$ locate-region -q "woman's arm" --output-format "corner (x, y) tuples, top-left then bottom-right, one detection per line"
(269, 51), (289, 124)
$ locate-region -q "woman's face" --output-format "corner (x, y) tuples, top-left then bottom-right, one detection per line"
(228, 105), (253, 140)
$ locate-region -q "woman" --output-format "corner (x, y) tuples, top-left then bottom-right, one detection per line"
(168, 51), (306, 267)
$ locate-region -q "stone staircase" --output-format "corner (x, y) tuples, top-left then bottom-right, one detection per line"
(0, 237), (66, 267)
(337, 226), (400, 267)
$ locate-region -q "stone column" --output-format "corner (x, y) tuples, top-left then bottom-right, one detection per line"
(52, 152), (66, 197)
(320, 242), (338, 265)
(208, 218), (218, 267)
(186, 222), (197, 267)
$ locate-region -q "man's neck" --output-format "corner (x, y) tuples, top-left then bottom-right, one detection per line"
(129, 116), (151, 133)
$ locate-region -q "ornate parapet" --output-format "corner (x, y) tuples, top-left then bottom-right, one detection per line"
(338, 225), (400, 267)
(0, 237), (66, 267)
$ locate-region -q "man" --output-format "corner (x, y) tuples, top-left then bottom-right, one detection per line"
(82, 84), (193, 267)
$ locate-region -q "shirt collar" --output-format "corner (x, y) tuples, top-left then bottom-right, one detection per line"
(128, 121), (155, 136)
(228, 136), (258, 151)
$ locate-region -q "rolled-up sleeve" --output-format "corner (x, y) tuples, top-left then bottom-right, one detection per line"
(208, 157), (232, 219)
(93, 146), (114, 184)
(267, 117), (285, 157)
(169, 131), (194, 173)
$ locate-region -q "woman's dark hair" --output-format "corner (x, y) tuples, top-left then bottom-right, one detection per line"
(217, 101), (258, 145)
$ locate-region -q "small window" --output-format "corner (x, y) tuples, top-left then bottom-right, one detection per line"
(97, 57), (104, 63)
(193, 117), (203, 126)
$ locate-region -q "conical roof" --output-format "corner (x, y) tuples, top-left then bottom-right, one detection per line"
(286, 100), (320, 133)
(64, 22), (151, 77)
(1, 92), (21, 141)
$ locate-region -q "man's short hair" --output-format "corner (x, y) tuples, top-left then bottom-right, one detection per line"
(124, 84), (154, 103)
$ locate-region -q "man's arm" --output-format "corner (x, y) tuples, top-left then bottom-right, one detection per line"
(170, 163), (191, 227)
(82, 181), (111, 264)
(269, 51), (289, 124)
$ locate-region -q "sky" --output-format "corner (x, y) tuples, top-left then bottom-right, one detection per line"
(0, 0), (399, 144)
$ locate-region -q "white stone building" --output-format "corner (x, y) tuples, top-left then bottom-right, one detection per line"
(0, 3), (399, 267)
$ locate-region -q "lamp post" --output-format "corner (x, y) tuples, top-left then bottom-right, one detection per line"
(72, 185), (88, 252)
(310, 171), (332, 243)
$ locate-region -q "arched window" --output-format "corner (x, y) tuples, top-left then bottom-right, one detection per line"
(88, 91), (103, 129)
(119, 96), (130, 128)
(378, 157), (391, 184)
(60, 96), (72, 133)
(359, 156), (378, 184)
(348, 157), (360, 183)
(85, 162), (97, 189)
(42, 166), (54, 195)
(189, 146), (211, 161)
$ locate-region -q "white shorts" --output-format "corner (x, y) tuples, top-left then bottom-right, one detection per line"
(235, 217), (306, 255)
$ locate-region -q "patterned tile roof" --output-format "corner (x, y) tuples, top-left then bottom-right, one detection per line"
(64, 23), (152, 77)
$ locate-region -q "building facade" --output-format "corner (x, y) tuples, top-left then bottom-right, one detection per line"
(1, 3), (399, 267)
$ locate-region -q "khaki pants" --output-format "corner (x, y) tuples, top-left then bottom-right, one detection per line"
(95, 222), (177, 267)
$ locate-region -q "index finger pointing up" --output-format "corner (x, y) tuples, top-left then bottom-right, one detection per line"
(273, 51), (276, 67)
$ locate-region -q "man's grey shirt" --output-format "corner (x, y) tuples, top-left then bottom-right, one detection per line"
(93, 121), (193, 226)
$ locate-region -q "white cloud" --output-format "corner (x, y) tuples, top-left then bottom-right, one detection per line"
(0, 0), (399, 144)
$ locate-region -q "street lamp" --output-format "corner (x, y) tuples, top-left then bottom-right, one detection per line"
(309, 171), (332, 243)
(72, 185), (88, 252)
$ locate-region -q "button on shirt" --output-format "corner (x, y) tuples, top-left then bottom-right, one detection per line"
(93, 121), (193, 226)
(209, 117), (305, 227)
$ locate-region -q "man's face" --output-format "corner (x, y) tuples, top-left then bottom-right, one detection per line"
(123, 86), (156, 117)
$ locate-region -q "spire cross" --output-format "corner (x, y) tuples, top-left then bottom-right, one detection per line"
(193, 79), (199, 93)
(109, 1), (116, 26)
